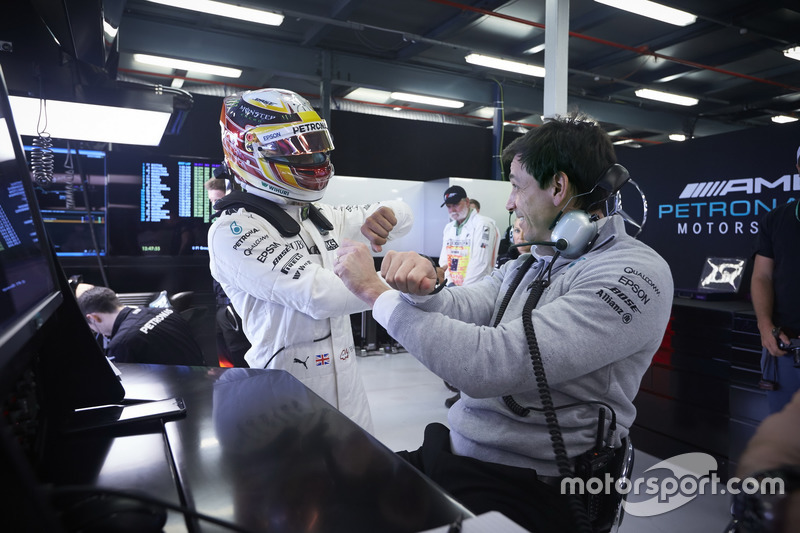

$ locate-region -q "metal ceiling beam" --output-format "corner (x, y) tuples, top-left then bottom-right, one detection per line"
(394, 0), (509, 60)
(573, 19), (717, 73)
(118, 14), (751, 140)
(120, 16), (323, 82)
(300, 0), (364, 47)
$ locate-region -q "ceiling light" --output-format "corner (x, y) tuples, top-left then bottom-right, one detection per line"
(524, 44), (546, 55)
(669, 133), (686, 141)
(465, 54), (546, 78)
(771, 115), (798, 124)
(134, 54), (241, 78)
(635, 88), (698, 106)
(595, 0), (697, 27)
(514, 115), (542, 125)
(9, 96), (171, 145)
(613, 139), (642, 148)
(146, 0), (283, 26)
(472, 107), (496, 119)
(345, 88), (394, 104)
(783, 47), (800, 62)
(389, 92), (464, 109)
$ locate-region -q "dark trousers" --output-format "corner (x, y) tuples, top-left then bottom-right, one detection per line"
(396, 423), (577, 533)
(762, 348), (800, 414)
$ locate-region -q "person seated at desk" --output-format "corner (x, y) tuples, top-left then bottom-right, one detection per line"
(334, 114), (674, 532)
(77, 286), (205, 366)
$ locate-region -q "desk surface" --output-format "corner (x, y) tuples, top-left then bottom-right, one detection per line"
(47, 364), (472, 532)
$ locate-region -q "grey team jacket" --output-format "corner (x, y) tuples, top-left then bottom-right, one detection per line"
(373, 215), (674, 476)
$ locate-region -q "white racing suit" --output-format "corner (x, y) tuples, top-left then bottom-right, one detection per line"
(440, 209), (500, 286)
(208, 199), (413, 432)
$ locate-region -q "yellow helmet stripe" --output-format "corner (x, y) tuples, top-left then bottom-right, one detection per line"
(298, 110), (322, 122)
(256, 159), (300, 188)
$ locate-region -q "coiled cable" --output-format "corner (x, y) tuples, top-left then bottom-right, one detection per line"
(492, 255), (536, 328)
(31, 135), (54, 185)
(30, 98), (54, 185)
(63, 142), (76, 209)
(492, 254), (594, 532)
(519, 280), (594, 532)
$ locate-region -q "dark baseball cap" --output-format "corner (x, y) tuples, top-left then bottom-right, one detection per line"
(441, 185), (467, 207)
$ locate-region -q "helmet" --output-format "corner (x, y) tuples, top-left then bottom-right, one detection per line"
(220, 88), (335, 203)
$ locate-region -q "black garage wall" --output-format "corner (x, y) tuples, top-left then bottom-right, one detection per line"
(616, 120), (800, 292)
(151, 94), (496, 181)
(329, 111), (493, 181)
(156, 93), (225, 160)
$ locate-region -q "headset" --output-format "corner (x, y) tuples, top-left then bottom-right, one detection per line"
(512, 164), (632, 258)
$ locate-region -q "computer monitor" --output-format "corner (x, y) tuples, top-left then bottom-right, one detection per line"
(25, 146), (108, 257)
(107, 152), (219, 256)
(0, 63), (126, 530)
(0, 81), (63, 391)
(0, 67), (125, 398)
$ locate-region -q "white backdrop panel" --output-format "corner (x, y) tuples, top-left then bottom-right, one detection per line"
(323, 175), (427, 255)
(325, 175), (513, 258)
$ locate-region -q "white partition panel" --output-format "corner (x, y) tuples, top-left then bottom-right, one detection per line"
(325, 175), (513, 259)
(323, 175), (427, 256)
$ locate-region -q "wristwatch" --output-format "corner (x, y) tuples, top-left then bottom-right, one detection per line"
(425, 255), (447, 294)
(731, 465), (800, 532)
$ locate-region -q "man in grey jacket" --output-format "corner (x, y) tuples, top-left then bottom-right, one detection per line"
(334, 115), (673, 532)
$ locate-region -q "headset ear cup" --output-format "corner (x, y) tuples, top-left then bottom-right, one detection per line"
(550, 211), (598, 258)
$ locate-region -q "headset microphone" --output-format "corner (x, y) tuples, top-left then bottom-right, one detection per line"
(510, 238), (568, 251)
(511, 212), (597, 259)
(550, 210), (600, 258)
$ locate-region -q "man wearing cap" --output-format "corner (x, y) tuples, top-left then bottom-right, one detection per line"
(439, 185), (500, 287)
(438, 185), (500, 407)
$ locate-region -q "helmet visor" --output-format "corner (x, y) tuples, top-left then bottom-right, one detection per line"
(264, 158), (334, 192)
(291, 160), (334, 191)
(248, 121), (334, 159)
